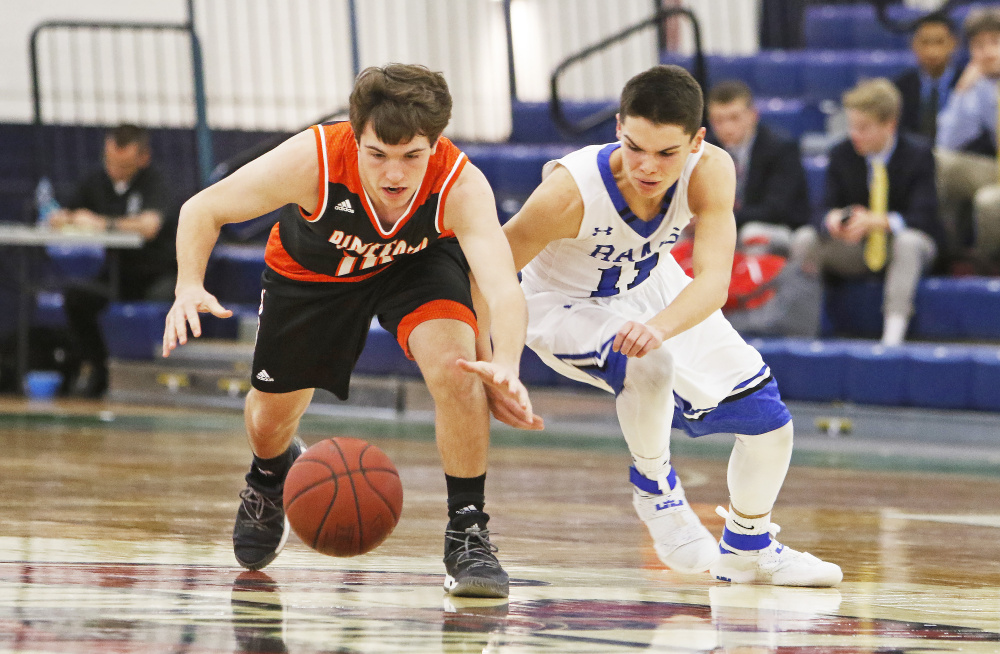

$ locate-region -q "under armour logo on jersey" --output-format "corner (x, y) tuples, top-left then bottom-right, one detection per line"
(592, 226), (613, 236)
(334, 198), (355, 214)
(255, 369), (274, 382)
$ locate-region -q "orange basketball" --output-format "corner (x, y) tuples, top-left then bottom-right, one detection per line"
(282, 437), (403, 557)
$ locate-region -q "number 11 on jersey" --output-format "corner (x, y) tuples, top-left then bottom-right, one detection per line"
(590, 253), (660, 298)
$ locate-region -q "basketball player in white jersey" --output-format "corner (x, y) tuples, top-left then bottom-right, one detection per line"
(481, 65), (841, 586)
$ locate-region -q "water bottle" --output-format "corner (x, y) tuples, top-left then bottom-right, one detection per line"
(35, 177), (60, 225)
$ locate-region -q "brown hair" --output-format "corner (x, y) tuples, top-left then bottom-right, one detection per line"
(619, 65), (703, 136)
(964, 7), (1000, 42)
(842, 78), (901, 123)
(106, 123), (150, 151)
(349, 63), (452, 145)
(707, 79), (754, 107)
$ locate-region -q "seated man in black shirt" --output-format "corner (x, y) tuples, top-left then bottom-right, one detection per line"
(50, 124), (175, 397)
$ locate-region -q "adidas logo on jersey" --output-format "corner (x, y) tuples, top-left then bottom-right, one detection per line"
(255, 369), (274, 382)
(334, 199), (355, 214)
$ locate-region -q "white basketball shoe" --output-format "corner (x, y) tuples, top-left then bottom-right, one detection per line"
(710, 506), (843, 587)
(631, 466), (719, 573)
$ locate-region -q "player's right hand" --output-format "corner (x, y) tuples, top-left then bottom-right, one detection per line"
(613, 321), (665, 358)
(457, 359), (544, 430)
(483, 383), (545, 431)
(162, 286), (233, 357)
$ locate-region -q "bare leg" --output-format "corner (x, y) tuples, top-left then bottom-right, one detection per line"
(408, 317), (509, 598)
(407, 318), (489, 477)
(233, 387), (314, 571)
(244, 387), (314, 459)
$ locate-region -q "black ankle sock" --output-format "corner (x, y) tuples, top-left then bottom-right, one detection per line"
(446, 473), (486, 522)
(247, 445), (296, 490)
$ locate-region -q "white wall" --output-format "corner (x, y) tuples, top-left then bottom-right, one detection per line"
(0, 0), (186, 121)
(4, 0), (759, 141)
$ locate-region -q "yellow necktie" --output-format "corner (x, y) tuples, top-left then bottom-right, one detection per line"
(865, 160), (888, 273)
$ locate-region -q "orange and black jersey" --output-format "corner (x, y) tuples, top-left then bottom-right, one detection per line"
(265, 121), (469, 282)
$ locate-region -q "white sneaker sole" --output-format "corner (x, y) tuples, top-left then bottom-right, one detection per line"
(712, 551), (843, 587)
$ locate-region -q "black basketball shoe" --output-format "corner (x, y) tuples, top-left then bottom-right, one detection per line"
(233, 438), (305, 570)
(443, 513), (509, 598)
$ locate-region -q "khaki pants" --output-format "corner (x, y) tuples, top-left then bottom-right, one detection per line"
(790, 225), (937, 319)
(935, 148), (1000, 260)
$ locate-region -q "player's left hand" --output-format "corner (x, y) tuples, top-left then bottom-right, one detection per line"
(613, 321), (665, 358)
(457, 359), (544, 430)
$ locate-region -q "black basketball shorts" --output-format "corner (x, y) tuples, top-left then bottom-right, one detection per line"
(250, 239), (476, 400)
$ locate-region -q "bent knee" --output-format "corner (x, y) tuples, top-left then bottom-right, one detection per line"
(738, 419), (794, 448)
(244, 389), (311, 440)
(974, 185), (1000, 214)
(419, 352), (480, 398)
(623, 347), (674, 390)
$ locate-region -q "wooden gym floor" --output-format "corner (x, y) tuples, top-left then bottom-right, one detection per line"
(1, 395), (999, 653)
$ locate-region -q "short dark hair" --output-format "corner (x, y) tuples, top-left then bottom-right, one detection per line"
(107, 123), (150, 151)
(349, 63), (452, 145)
(619, 65), (704, 137)
(964, 7), (1000, 42)
(913, 10), (956, 36)
(707, 79), (754, 107)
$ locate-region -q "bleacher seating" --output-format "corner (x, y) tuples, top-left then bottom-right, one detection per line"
(753, 338), (1000, 411)
(802, 3), (986, 51)
(78, 237), (998, 411)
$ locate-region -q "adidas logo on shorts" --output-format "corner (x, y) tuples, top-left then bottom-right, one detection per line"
(334, 199), (354, 214)
(256, 369), (274, 382)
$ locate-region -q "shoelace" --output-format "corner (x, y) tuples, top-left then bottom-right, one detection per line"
(445, 528), (500, 569)
(239, 487), (282, 522)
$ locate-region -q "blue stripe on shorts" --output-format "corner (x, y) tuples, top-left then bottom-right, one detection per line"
(555, 338), (628, 395)
(672, 377), (791, 438)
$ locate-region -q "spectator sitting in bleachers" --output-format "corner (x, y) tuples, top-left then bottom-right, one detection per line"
(49, 124), (176, 397)
(894, 11), (959, 143)
(790, 78), (942, 347)
(935, 7), (1000, 272)
(706, 80), (809, 256)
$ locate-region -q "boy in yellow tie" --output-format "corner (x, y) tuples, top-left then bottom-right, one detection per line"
(790, 79), (943, 346)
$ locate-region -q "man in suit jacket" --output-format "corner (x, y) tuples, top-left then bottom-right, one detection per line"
(707, 80), (810, 255)
(935, 7), (1000, 269)
(790, 79), (942, 346)
(894, 11), (960, 142)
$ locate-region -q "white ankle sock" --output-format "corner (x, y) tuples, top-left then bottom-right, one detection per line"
(882, 312), (908, 346)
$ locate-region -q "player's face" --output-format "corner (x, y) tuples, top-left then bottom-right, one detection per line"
(616, 115), (704, 199)
(707, 99), (758, 149)
(846, 109), (896, 156)
(357, 123), (437, 212)
(912, 22), (956, 77)
(969, 30), (1000, 77)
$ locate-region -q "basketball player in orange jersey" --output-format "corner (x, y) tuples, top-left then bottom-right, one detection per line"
(162, 64), (540, 598)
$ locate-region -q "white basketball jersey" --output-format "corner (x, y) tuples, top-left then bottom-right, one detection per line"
(521, 141), (704, 299)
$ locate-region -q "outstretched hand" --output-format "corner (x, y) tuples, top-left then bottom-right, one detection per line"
(457, 359), (544, 430)
(162, 286), (233, 357)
